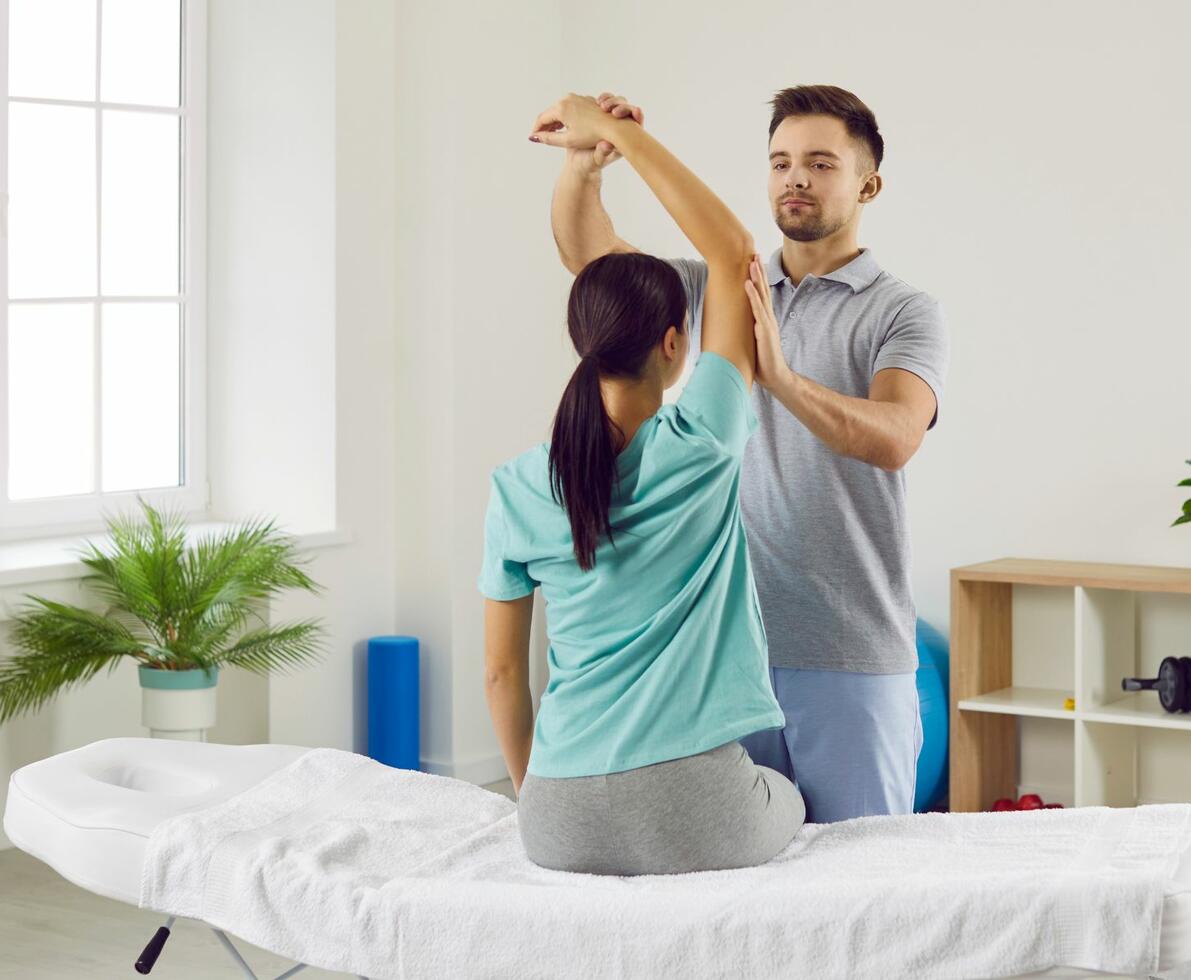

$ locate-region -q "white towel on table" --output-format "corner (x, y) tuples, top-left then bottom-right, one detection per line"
(139, 747), (1191, 980)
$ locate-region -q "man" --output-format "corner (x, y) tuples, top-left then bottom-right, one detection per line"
(538, 85), (948, 823)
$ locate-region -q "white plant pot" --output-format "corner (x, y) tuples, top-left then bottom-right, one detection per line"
(139, 666), (219, 741)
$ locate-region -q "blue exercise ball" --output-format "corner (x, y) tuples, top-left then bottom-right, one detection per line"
(914, 618), (950, 812)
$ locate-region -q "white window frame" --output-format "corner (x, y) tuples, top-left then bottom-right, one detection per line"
(0, 0), (207, 542)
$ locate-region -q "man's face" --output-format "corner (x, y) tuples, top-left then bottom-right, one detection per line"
(767, 114), (873, 243)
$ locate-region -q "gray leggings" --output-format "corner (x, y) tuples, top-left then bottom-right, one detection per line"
(517, 740), (805, 876)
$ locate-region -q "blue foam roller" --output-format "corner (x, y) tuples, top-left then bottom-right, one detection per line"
(367, 635), (420, 770)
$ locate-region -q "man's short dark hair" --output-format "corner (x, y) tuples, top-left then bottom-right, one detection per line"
(769, 85), (884, 174)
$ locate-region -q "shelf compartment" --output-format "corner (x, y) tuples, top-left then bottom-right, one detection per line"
(958, 685), (1075, 720)
(1075, 587), (1136, 713)
(1076, 720), (1137, 808)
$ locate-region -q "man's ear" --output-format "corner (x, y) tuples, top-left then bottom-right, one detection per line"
(859, 172), (883, 204)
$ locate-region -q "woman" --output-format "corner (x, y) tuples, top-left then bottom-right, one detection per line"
(479, 93), (804, 876)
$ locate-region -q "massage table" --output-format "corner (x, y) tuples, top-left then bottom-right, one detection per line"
(4, 737), (1191, 980)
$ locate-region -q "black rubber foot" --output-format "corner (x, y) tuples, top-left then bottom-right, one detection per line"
(134, 925), (171, 974)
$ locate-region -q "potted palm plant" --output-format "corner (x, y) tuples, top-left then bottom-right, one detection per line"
(0, 499), (325, 740)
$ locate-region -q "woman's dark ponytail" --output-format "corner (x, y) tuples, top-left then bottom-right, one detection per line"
(548, 253), (686, 572)
(549, 356), (617, 571)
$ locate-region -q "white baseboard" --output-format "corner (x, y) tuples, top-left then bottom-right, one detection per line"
(420, 752), (509, 787)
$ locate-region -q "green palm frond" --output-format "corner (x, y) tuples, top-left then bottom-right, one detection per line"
(77, 502), (190, 644)
(185, 603), (263, 666)
(178, 518), (318, 640)
(1, 599), (149, 723)
(212, 621), (326, 675)
(1, 498), (325, 724)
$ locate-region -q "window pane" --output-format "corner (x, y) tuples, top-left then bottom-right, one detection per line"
(8, 103), (98, 299)
(7, 304), (95, 500)
(101, 110), (180, 295)
(100, 0), (182, 107)
(100, 303), (180, 492)
(8, 0), (96, 102)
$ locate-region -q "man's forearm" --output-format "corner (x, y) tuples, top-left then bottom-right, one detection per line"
(551, 162), (622, 273)
(485, 671), (534, 794)
(768, 368), (918, 472)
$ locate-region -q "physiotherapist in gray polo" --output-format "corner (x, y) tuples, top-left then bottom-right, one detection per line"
(546, 83), (949, 823)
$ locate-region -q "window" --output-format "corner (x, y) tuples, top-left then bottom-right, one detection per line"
(0, 0), (206, 539)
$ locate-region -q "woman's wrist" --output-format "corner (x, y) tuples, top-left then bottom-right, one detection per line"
(601, 113), (646, 155)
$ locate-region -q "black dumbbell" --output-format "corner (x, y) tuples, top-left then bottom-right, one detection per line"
(1122, 656), (1191, 713)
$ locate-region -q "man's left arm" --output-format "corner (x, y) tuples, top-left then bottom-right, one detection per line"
(745, 256), (947, 471)
(766, 367), (937, 472)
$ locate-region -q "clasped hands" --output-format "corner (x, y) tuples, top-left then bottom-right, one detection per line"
(529, 91), (643, 171)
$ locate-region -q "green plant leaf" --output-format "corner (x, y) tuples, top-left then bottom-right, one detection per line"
(0, 603), (146, 723)
(1179, 479), (1191, 487)
(212, 620), (326, 674)
(1174, 513), (1191, 527)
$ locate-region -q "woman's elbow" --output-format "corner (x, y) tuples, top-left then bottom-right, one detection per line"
(708, 234), (757, 270)
(484, 664), (526, 689)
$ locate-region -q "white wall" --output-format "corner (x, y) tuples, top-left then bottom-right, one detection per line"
(206, 0), (336, 535)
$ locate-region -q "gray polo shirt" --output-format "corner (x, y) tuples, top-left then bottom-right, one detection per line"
(665, 247), (949, 674)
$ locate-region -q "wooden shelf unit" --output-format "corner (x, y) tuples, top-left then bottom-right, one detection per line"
(950, 558), (1191, 812)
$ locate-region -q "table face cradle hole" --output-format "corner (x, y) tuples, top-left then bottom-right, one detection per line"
(91, 764), (214, 795)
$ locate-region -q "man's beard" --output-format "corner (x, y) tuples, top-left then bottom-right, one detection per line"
(775, 208), (848, 243)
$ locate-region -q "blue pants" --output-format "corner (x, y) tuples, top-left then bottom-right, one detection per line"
(739, 666), (922, 824)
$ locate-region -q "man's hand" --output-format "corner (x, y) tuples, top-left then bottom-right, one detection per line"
(573, 93), (643, 172)
(532, 92), (644, 176)
(745, 253), (792, 391)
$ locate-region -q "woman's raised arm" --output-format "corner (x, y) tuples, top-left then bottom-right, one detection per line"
(531, 95), (756, 385)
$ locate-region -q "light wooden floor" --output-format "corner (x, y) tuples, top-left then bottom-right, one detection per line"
(0, 777), (517, 979)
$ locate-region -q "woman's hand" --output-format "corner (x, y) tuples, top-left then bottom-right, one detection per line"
(745, 253), (791, 391)
(560, 93), (643, 176)
(530, 93), (625, 152)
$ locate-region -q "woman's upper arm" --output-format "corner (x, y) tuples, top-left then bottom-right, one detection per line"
(698, 246), (757, 389)
(484, 595), (534, 679)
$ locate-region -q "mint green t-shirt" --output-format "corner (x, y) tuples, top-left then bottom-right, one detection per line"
(478, 352), (785, 778)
